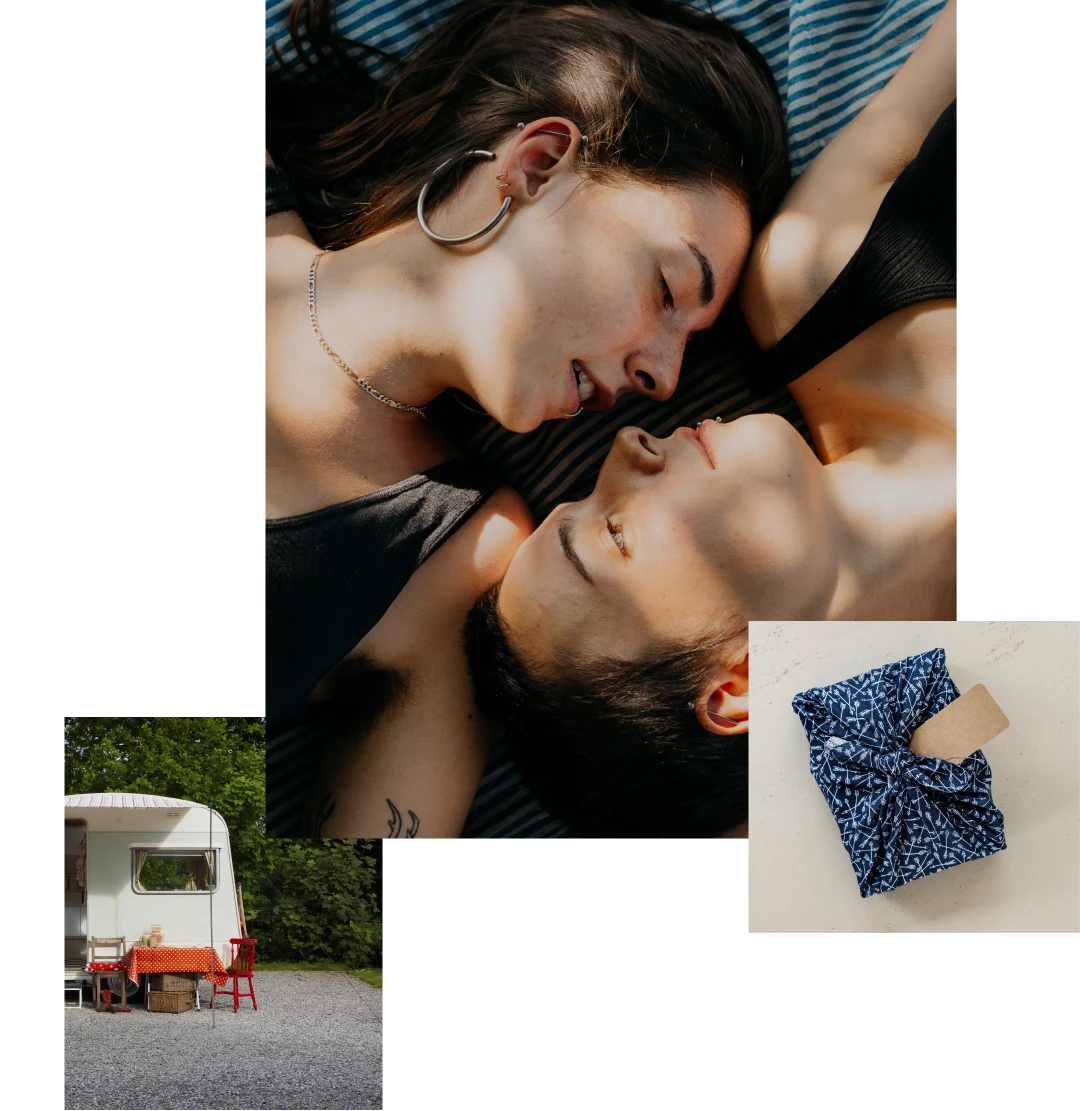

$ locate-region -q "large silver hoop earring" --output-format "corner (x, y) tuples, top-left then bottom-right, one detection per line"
(417, 150), (512, 245)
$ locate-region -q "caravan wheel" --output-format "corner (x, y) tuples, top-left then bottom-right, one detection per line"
(106, 973), (143, 1005)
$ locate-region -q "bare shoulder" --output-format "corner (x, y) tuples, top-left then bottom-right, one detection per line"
(457, 485), (534, 588)
(360, 484), (532, 668)
(266, 150), (316, 247)
(739, 81), (907, 348)
(266, 207), (317, 306)
(417, 483), (533, 614)
(739, 1), (955, 350)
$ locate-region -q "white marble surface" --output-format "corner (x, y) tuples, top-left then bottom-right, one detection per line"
(748, 621), (1079, 932)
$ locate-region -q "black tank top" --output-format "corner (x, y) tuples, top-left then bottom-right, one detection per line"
(763, 99), (956, 383)
(266, 457), (499, 834)
(267, 456), (498, 718)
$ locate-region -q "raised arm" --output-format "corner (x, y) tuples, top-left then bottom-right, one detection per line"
(315, 486), (533, 838)
(740, 0), (956, 348)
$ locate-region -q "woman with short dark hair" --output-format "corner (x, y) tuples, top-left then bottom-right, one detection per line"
(466, 1), (957, 837)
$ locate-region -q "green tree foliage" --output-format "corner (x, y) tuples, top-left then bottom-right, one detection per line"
(64, 717), (266, 836)
(246, 839), (382, 968)
(64, 718), (381, 966)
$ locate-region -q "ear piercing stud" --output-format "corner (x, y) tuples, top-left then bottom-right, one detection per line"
(515, 122), (587, 143)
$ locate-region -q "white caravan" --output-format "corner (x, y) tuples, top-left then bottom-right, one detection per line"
(64, 793), (244, 1001)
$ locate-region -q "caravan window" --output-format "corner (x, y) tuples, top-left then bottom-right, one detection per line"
(132, 849), (218, 893)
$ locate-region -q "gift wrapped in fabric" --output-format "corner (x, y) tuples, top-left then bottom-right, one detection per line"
(792, 648), (1006, 897)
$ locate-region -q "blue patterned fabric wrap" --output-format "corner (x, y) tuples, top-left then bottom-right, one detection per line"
(266, 0), (948, 837)
(792, 650), (1006, 897)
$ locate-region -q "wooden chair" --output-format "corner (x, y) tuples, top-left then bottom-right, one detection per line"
(211, 938), (258, 1013)
(87, 937), (128, 1009)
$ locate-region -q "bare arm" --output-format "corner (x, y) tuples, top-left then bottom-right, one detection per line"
(317, 630), (493, 839)
(740, 0), (956, 348)
(316, 487), (534, 838)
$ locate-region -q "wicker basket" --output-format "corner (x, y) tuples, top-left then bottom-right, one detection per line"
(148, 989), (195, 1014)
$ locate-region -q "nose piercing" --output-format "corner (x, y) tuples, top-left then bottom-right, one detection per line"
(560, 404), (584, 418)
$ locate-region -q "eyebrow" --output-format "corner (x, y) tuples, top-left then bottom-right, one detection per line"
(683, 239), (715, 307)
(558, 515), (594, 586)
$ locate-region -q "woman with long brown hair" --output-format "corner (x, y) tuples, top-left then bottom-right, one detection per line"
(265, 0), (789, 835)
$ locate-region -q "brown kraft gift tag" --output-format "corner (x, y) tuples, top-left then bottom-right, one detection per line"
(909, 683), (1010, 762)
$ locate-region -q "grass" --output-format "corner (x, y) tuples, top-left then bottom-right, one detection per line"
(257, 960), (382, 988)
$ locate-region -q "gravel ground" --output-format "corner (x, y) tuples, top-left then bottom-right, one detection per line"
(65, 971), (382, 1110)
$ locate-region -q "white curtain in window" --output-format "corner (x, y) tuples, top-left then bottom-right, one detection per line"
(133, 850), (148, 891)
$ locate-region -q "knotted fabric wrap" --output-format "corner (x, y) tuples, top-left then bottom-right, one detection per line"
(792, 649), (1006, 897)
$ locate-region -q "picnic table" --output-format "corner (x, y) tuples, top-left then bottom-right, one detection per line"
(124, 946), (228, 1010)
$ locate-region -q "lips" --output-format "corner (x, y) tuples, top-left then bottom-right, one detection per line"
(562, 359), (614, 415)
(693, 419), (722, 469)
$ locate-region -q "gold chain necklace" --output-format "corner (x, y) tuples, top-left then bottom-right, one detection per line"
(307, 251), (428, 417)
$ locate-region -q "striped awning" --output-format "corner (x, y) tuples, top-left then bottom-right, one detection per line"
(64, 793), (203, 810)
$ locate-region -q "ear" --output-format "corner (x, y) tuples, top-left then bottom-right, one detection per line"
(693, 650), (749, 736)
(501, 118), (583, 201)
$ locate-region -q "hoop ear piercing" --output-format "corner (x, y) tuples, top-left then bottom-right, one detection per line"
(418, 126), (587, 245)
(417, 150), (512, 245)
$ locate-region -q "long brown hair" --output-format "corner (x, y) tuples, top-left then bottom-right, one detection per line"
(268, 0), (789, 248)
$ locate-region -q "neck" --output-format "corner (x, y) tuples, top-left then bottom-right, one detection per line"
(311, 222), (477, 410)
(821, 448), (955, 619)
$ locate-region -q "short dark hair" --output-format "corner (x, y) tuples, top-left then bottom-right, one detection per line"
(464, 582), (747, 837)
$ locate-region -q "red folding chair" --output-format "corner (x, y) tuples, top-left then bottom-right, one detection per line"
(211, 938), (257, 1013)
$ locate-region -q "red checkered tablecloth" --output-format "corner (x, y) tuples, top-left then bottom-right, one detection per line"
(123, 946), (228, 987)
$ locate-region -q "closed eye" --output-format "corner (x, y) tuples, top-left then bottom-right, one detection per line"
(659, 270), (675, 311)
(606, 517), (628, 556)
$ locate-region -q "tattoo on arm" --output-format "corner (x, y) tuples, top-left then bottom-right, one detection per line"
(386, 798), (419, 838)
